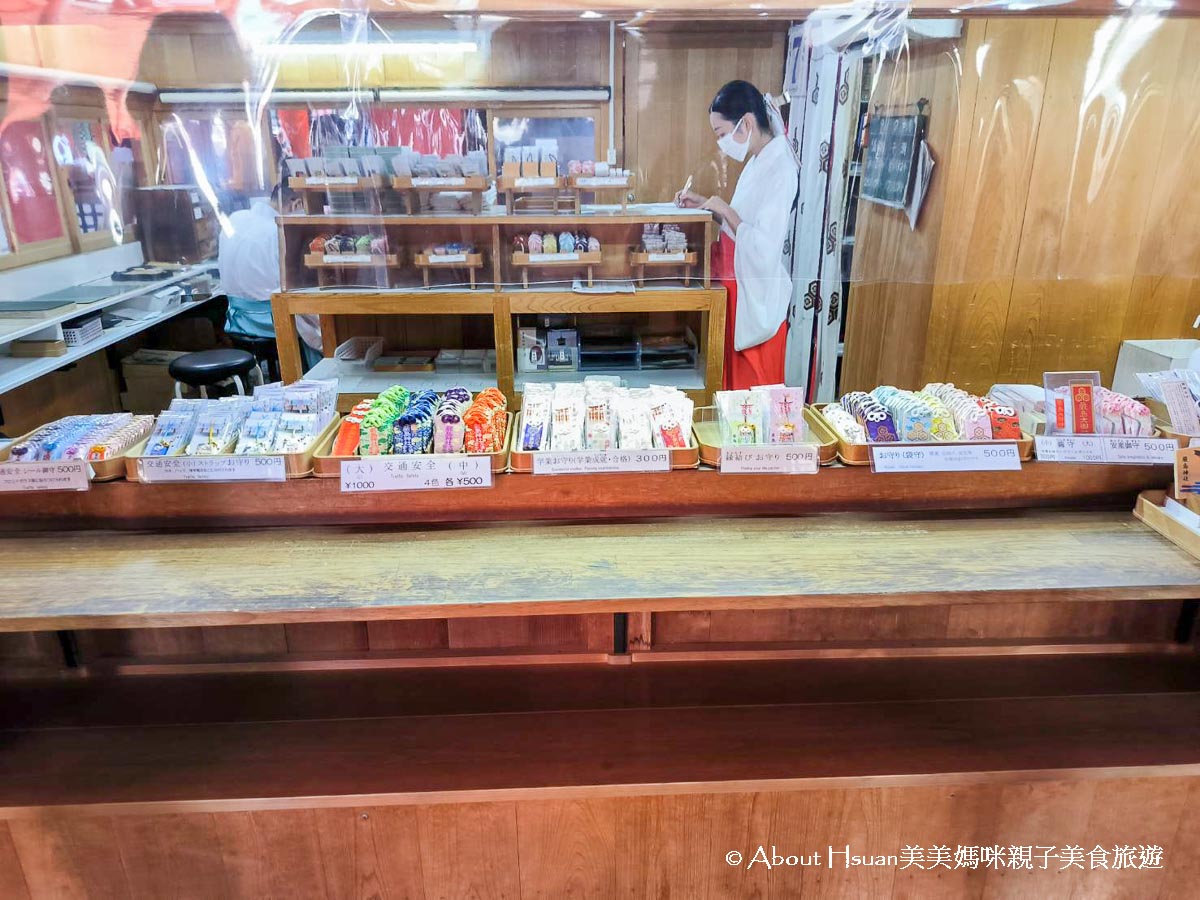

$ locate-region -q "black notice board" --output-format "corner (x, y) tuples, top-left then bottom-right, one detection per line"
(861, 112), (927, 209)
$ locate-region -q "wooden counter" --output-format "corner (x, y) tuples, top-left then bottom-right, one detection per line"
(1, 511), (1197, 632)
(0, 460), (1172, 532)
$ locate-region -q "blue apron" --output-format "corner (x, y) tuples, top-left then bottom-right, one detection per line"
(226, 295), (321, 371)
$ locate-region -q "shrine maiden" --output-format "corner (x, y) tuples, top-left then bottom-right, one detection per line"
(676, 80), (798, 389)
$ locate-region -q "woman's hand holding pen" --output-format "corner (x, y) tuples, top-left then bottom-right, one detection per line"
(674, 188), (706, 208)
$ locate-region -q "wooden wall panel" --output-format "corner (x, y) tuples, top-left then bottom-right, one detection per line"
(842, 38), (963, 393)
(623, 26), (788, 205)
(852, 16), (1200, 394)
(4, 777), (1196, 898)
(650, 599), (1182, 649)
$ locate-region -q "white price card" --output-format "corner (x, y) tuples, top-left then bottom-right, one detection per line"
(137, 456), (286, 483)
(648, 252), (686, 263)
(576, 177), (627, 187)
(323, 254), (374, 264)
(304, 176), (328, 185)
(341, 455), (493, 492)
(720, 444), (820, 474)
(1034, 434), (1106, 463)
(532, 449), (671, 475)
(412, 177), (466, 187)
(1100, 435), (1177, 465)
(515, 177), (556, 187)
(871, 442), (1022, 473)
(528, 252), (579, 263)
(429, 253), (468, 264)
(0, 460), (90, 492)
(1035, 434), (1174, 464)
(325, 175), (358, 184)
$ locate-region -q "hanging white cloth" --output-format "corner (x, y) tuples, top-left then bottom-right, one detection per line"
(727, 134), (799, 351)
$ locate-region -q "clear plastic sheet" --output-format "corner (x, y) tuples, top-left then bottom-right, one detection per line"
(0, 0), (1195, 396)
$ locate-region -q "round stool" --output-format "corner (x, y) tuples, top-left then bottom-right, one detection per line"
(169, 349), (257, 399)
(228, 333), (281, 384)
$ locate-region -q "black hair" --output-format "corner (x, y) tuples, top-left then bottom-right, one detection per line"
(709, 80), (771, 132)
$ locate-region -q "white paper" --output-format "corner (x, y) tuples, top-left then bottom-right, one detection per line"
(323, 254), (374, 264)
(532, 449), (671, 475)
(305, 176), (328, 185)
(412, 177), (466, 187)
(1163, 495), (1200, 530)
(341, 455), (493, 492)
(721, 445), (820, 474)
(530, 252), (578, 263)
(647, 252), (687, 263)
(515, 177), (557, 187)
(871, 442), (1022, 473)
(326, 175), (358, 185)
(1160, 380), (1200, 436)
(428, 254), (468, 264)
(137, 456), (287, 483)
(0, 460), (90, 492)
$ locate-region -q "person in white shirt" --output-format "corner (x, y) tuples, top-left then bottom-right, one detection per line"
(676, 80), (798, 389)
(218, 185), (321, 369)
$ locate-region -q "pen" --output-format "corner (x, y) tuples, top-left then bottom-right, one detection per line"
(677, 175), (693, 207)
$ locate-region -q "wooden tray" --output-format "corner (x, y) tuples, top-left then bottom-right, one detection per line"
(312, 411), (513, 477)
(288, 175), (386, 192)
(123, 415), (339, 482)
(813, 404), (1035, 466)
(508, 410), (699, 473)
(1134, 489), (1200, 561)
(0, 425), (141, 482)
(304, 253), (399, 269)
(693, 405), (837, 468)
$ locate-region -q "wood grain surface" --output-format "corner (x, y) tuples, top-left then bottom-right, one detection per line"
(0, 511), (1196, 631)
(0, 462), (1172, 532)
(1, 692), (1198, 815)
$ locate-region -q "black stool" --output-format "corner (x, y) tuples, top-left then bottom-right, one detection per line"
(169, 349), (257, 399)
(228, 333), (281, 384)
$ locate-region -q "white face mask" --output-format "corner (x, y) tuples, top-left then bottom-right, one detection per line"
(717, 117), (751, 162)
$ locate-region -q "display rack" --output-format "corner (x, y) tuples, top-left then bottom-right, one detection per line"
(393, 175), (489, 215)
(272, 207), (721, 406)
(496, 175), (573, 214)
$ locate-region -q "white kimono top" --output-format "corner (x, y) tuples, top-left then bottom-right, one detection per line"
(725, 134), (799, 351)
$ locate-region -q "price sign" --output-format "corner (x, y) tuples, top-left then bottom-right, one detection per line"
(515, 177), (556, 187)
(305, 176), (328, 185)
(1035, 434), (1174, 464)
(1100, 435), (1176, 465)
(412, 177), (466, 187)
(870, 442), (1022, 473)
(576, 177), (627, 187)
(0, 460), (90, 492)
(532, 449), (671, 475)
(137, 456), (286, 483)
(325, 175), (358, 185)
(341, 455), (493, 492)
(720, 444), (820, 474)
(1033, 434), (1106, 463)
(323, 254), (374, 264)
(648, 252), (686, 263)
(429, 254), (468, 264)
(529, 252), (578, 263)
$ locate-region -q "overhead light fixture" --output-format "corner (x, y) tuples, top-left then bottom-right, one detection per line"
(580, 10), (603, 17)
(378, 88), (610, 104)
(256, 40), (479, 57)
(0, 62), (156, 94)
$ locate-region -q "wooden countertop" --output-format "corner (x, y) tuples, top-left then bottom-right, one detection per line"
(1, 510), (1197, 631)
(0, 461), (1171, 532)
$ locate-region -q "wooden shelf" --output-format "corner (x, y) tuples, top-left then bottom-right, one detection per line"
(0, 510), (1195, 630)
(512, 251), (603, 266)
(506, 287), (720, 314)
(414, 252), (485, 289)
(498, 175), (566, 192)
(1, 664), (1196, 812)
(631, 251), (698, 266)
(303, 253), (398, 269)
(279, 209), (713, 227)
(0, 468), (1175, 534)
